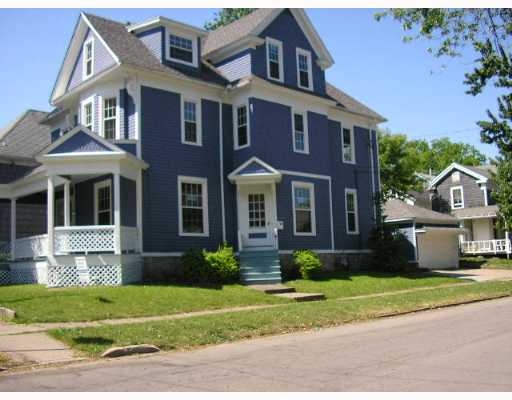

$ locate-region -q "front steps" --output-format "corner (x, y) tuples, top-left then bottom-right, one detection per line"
(239, 247), (282, 285)
(250, 283), (325, 302)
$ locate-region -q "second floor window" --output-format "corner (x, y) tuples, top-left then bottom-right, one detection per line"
(83, 101), (93, 131)
(451, 186), (464, 209)
(342, 127), (355, 163)
(266, 38), (283, 82)
(103, 97), (116, 139)
(182, 100), (201, 145)
(235, 105), (249, 149)
(297, 48), (313, 90)
(169, 34), (193, 64)
(292, 112), (309, 154)
(83, 39), (94, 79)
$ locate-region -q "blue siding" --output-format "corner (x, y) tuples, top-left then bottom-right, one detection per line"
(116, 142), (137, 155)
(121, 176), (136, 227)
(51, 128), (61, 142)
(214, 49), (252, 82)
(252, 9), (326, 95)
(140, 85), (223, 252)
(74, 175), (110, 226)
(222, 103), (238, 248)
(49, 130), (111, 154)
(238, 161), (273, 175)
(120, 88), (136, 140)
(67, 28), (116, 91)
(136, 26), (164, 61)
(0, 164), (34, 184)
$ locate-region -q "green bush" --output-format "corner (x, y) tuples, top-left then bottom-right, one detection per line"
(367, 224), (409, 272)
(182, 244), (239, 284)
(293, 250), (322, 279)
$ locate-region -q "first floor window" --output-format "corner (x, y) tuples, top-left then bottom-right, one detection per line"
(293, 112), (308, 153)
(345, 189), (359, 234)
(236, 105), (249, 148)
(169, 34), (193, 64)
(183, 100), (200, 144)
(103, 97), (117, 139)
(83, 101), (93, 131)
(293, 182), (315, 235)
(451, 186), (464, 209)
(179, 177), (208, 235)
(342, 127), (354, 163)
(95, 180), (112, 225)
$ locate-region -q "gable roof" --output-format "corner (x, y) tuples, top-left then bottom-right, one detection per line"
(428, 162), (490, 189)
(326, 82), (386, 122)
(203, 9), (334, 68)
(228, 156), (282, 183)
(384, 198), (459, 225)
(0, 110), (51, 165)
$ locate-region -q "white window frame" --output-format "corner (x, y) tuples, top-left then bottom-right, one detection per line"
(266, 37), (284, 83)
(82, 37), (94, 80)
(81, 95), (95, 132)
(181, 96), (202, 146)
(165, 29), (198, 68)
(94, 179), (112, 225)
(233, 102), (250, 150)
(101, 95), (120, 140)
(345, 188), (359, 235)
(291, 109), (309, 154)
(450, 185), (464, 209)
(296, 48), (313, 91)
(342, 125), (356, 164)
(292, 181), (316, 236)
(178, 175), (209, 237)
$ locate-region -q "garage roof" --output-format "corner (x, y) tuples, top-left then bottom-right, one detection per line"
(384, 199), (459, 225)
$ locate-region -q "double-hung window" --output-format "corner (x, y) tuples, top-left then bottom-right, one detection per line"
(168, 33), (195, 65)
(296, 48), (313, 90)
(178, 176), (208, 236)
(83, 38), (94, 79)
(292, 111), (309, 154)
(342, 127), (355, 164)
(266, 38), (283, 82)
(451, 186), (464, 209)
(182, 99), (201, 145)
(235, 104), (249, 149)
(345, 188), (359, 234)
(94, 180), (112, 225)
(82, 99), (94, 131)
(103, 97), (117, 139)
(292, 181), (316, 236)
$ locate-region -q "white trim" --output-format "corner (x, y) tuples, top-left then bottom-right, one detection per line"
(165, 28), (198, 68)
(342, 125), (356, 164)
(291, 109), (309, 154)
(127, 16), (208, 37)
(265, 37), (284, 83)
(228, 156), (282, 183)
(481, 185), (489, 206)
(181, 96), (202, 146)
(279, 169), (330, 180)
(80, 95), (95, 132)
(219, 102), (226, 242)
(345, 188), (360, 235)
(292, 181), (317, 236)
(82, 36), (94, 81)
(429, 162), (488, 189)
(81, 13), (120, 64)
(296, 48), (313, 91)
(178, 175), (209, 237)
(94, 179), (112, 225)
(450, 185), (464, 209)
(233, 102), (250, 150)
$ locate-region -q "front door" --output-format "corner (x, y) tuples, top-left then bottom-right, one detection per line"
(239, 185), (275, 248)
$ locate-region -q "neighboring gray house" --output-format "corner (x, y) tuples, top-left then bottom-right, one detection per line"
(384, 199), (462, 269)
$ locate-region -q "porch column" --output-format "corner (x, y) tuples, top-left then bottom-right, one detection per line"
(47, 176), (55, 256)
(10, 199), (16, 260)
(113, 173), (121, 255)
(63, 182), (70, 227)
(136, 170), (143, 253)
(506, 230), (511, 259)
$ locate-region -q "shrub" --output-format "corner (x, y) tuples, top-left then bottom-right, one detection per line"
(181, 244), (239, 284)
(367, 224), (409, 272)
(293, 249), (322, 279)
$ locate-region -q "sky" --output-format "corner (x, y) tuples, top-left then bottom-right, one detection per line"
(0, 8), (502, 159)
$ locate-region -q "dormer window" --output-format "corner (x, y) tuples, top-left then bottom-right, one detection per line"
(167, 32), (197, 67)
(266, 38), (283, 82)
(82, 38), (94, 80)
(451, 186), (464, 209)
(296, 48), (313, 90)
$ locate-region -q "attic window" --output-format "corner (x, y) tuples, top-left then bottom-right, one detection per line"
(82, 38), (94, 79)
(266, 38), (283, 82)
(168, 33), (196, 66)
(296, 48), (313, 90)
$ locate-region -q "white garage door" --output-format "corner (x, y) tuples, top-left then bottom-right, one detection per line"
(417, 230), (460, 270)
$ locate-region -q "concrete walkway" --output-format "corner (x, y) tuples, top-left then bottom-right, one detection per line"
(432, 268), (512, 282)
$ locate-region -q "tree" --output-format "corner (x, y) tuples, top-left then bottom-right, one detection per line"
(204, 8), (255, 31)
(375, 8), (512, 228)
(424, 137), (487, 172)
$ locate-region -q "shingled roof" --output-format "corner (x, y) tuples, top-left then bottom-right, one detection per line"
(326, 82), (386, 122)
(384, 199), (459, 225)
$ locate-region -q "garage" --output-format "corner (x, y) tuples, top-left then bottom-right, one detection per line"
(416, 229), (461, 269)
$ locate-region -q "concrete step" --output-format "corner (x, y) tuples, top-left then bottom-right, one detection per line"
(248, 284), (296, 294)
(274, 292), (326, 302)
(241, 277), (282, 285)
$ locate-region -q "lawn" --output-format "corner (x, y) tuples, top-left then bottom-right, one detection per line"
(50, 280), (512, 357)
(286, 271), (463, 299)
(0, 284), (288, 323)
(460, 256), (512, 270)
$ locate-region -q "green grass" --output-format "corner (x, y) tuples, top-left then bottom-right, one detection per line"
(50, 280), (512, 357)
(286, 271), (463, 299)
(0, 284), (288, 323)
(460, 256), (512, 270)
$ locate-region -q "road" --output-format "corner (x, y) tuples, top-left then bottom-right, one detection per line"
(1, 297), (512, 391)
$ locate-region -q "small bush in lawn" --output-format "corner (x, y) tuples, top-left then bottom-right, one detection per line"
(182, 244), (240, 284)
(368, 224), (409, 273)
(293, 250), (322, 279)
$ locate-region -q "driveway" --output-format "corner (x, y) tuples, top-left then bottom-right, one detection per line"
(1, 297), (512, 391)
(432, 268), (512, 282)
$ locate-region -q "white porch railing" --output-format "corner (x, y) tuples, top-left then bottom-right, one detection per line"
(461, 239), (511, 255)
(121, 226), (139, 252)
(13, 234), (49, 259)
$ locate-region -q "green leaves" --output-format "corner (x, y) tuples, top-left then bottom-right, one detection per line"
(204, 8), (255, 31)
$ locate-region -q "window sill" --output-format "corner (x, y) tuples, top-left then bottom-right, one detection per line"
(182, 140), (203, 147)
(166, 56), (198, 68)
(293, 232), (317, 237)
(179, 233), (209, 237)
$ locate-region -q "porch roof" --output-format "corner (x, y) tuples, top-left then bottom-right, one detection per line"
(451, 205), (498, 220)
(228, 157), (282, 184)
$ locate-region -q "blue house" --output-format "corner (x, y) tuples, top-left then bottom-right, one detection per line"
(0, 9), (385, 286)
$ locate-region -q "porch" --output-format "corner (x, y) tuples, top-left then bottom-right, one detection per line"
(460, 238), (511, 256)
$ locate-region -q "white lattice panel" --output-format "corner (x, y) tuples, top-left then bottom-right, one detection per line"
(14, 235), (48, 259)
(54, 226), (115, 254)
(47, 264), (122, 287)
(0, 270), (9, 285)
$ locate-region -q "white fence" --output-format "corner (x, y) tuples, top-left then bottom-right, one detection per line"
(461, 239), (511, 255)
(13, 234), (48, 259)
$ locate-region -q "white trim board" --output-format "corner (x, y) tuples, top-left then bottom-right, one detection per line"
(429, 162), (489, 189)
(291, 180), (317, 237)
